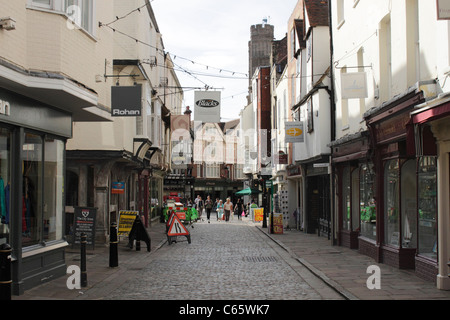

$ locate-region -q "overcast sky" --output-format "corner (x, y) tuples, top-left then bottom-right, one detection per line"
(151, 0), (299, 121)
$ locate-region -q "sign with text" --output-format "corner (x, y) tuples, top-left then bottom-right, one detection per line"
(111, 182), (125, 194)
(194, 91), (221, 123)
(72, 207), (97, 249)
(270, 213), (284, 234)
(111, 85), (142, 117)
(118, 211), (139, 236)
(253, 208), (264, 222)
(285, 122), (304, 143)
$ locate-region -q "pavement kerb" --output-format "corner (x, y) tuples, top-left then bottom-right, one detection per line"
(254, 225), (359, 301)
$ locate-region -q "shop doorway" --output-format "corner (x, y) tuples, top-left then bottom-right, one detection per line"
(306, 175), (331, 237)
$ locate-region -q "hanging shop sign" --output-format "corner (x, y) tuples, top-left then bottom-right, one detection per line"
(437, 0), (450, 19)
(111, 85), (142, 117)
(194, 91), (221, 123)
(341, 72), (368, 99)
(285, 122), (304, 143)
(72, 207), (97, 249)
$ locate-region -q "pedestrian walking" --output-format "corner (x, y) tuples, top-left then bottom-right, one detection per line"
(216, 200), (224, 221)
(205, 195), (213, 223)
(197, 196), (204, 221)
(213, 198), (219, 220)
(234, 198), (243, 220)
(223, 198), (233, 222)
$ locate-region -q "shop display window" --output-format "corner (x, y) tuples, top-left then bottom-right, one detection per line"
(0, 128), (11, 245)
(22, 132), (65, 247)
(342, 166), (351, 231)
(400, 159), (417, 248)
(383, 159), (417, 248)
(417, 156), (437, 260)
(384, 159), (399, 246)
(360, 163), (376, 240)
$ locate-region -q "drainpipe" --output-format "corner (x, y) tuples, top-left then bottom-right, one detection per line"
(328, 0), (337, 245)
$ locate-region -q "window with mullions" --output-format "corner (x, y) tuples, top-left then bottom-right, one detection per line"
(22, 133), (65, 247)
(360, 163), (376, 240)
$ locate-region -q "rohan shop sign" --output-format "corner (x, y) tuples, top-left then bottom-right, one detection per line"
(111, 85), (142, 117)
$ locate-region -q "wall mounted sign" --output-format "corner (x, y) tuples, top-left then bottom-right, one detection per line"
(285, 122), (304, 143)
(111, 182), (125, 194)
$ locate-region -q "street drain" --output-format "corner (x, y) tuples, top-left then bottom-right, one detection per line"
(243, 256), (278, 263)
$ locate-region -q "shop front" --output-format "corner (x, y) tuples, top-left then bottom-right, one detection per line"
(411, 95), (450, 289)
(0, 87), (72, 295)
(286, 164), (303, 231)
(364, 88), (425, 268)
(302, 158), (331, 237)
(330, 131), (371, 249)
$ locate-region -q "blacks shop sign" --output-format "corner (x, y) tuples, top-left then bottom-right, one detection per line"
(72, 207), (97, 249)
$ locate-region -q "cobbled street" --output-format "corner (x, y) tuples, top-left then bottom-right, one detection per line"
(103, 217), (343, 300)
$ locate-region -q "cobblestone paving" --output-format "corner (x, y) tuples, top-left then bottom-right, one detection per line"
(103, 218), (343, 300)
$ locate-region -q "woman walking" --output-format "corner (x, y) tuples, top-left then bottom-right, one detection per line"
(205, 195), (213, 223)
(234, 198), (243, 220)
(216, 200), (224, 221)
(223, 198), (233, 222)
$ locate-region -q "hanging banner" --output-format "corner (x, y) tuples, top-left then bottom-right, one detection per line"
(111, 85), (142, 117)
(285, 122), (304, 143)
(194, 91), (221, 123)
(341, 72), (368, 99)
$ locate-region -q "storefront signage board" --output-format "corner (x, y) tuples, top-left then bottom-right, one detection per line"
(72, 207), (97, 249)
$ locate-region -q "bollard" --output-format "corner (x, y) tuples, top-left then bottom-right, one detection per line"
(109, 222), (118, 268)
(80, 233), (88, 287)
(0, 243), (11, 300)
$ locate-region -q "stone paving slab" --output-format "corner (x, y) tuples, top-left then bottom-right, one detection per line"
(12, 217), (450, 301)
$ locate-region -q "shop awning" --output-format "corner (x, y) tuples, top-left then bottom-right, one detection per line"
(235, 187), (261, 196)
(412, 100), (450, 124)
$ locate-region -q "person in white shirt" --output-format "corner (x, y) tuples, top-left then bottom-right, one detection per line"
(223, 198), (233, 222)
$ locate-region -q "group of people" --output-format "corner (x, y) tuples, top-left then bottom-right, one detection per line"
(193, 195), (248, 223)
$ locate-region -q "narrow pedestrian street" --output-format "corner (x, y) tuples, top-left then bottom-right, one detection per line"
(100, 217), (343, 300)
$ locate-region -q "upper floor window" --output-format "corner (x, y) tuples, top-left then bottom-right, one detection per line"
(337, 0), (345, 28)
(30, 0), (94, 35)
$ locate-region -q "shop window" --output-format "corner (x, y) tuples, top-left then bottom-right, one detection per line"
(342, 166), (351, 231)
(360, 163), (376, 240)
(0, 128), (11, 245)
(384, 159), (399, 246)
(400, 159), (417, 248)
(23, 133), (65, 247)
(417, 156), (437, 260)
